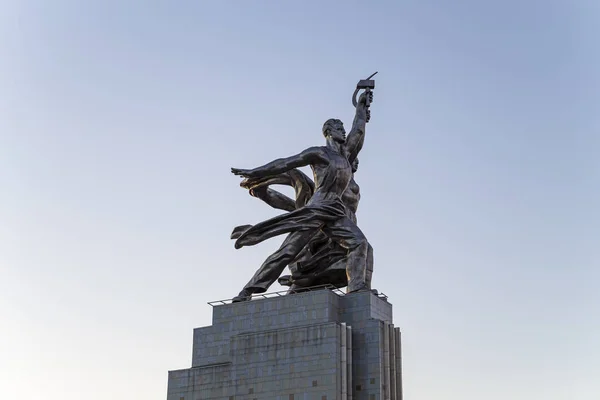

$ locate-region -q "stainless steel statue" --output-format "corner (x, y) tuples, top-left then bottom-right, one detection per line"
(230, 73), (377, 302)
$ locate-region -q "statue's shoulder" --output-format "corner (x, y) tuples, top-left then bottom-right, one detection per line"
(306, 145), (327, 151)
(303, 145), (328, 156)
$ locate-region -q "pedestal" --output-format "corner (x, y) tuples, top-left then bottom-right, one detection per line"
(167, 289), (402, 400)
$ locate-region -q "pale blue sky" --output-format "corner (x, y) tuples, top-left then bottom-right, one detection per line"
(1, 1), (598, 399)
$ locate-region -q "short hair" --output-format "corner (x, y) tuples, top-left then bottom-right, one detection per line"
(322, 118), (343, 137)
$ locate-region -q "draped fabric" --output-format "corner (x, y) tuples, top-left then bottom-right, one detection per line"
(234, 198), (347, 248)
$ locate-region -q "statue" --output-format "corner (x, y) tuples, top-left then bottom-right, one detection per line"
(230, 73), (377, 302)
(231, 158), (374, 292)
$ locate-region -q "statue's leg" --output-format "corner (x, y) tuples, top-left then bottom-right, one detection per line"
(232, 228), (319, 302)
(365, 243), (374, 289)
(322, 217), (369, 293)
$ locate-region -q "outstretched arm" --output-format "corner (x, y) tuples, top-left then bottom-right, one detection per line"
(251, 187), (296, 212)
(232, 146), (326, 179)
(345, 91), (373, 163)
(241, 169), (315, 211)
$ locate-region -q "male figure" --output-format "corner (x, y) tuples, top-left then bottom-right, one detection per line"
(231, 91), (373, 302)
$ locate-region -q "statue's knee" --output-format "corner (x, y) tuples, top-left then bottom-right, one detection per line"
(359, 240), (369, 252)
(348, 236), (368, 252)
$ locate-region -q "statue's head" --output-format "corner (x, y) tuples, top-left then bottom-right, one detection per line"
(352, 158), (359, 173)
(322, 119), (346, 143)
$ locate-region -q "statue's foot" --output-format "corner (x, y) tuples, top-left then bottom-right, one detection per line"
(231, 289), (252, 303)
(348, 284), (371, 294)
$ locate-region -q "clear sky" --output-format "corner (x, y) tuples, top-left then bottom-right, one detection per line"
(1, 1), (598, 399)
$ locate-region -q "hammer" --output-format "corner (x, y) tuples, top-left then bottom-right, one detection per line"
(352, 71), (378, 108)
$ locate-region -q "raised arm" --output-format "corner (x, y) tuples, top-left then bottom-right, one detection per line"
(344, 91), (373, 163)
(231, 146), (326, 179)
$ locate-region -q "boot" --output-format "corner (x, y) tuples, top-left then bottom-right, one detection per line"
(231, 289), (252, 303)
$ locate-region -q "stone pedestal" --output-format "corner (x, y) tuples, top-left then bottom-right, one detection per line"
(167, 289), (402, 400)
